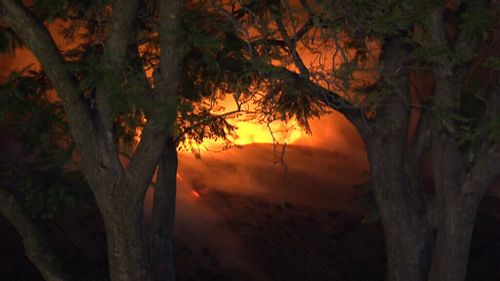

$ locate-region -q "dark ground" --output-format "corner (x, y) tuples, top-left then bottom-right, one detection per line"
(1, 144), (499, 281)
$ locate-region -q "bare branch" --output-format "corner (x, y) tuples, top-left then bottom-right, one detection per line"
(272, 10), (310, 77)
(292, 17), (314, 44)
(249, 38), (288, 49)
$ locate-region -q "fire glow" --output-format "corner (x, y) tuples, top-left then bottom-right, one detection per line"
(194, 95), (305, 150)
(0, 15), (340, 154)
(191, 190), (201, 199)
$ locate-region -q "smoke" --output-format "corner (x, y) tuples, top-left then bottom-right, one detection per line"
(142, 107), (371, 279)
(162, 141), (369, 279)
(295, 112), (367, 163)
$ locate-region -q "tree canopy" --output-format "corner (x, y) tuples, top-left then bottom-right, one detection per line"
(1, 1), (500, 281)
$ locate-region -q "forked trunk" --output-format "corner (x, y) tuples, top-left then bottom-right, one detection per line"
(152, 140), (178, 281)
(104, 202), (152, 281)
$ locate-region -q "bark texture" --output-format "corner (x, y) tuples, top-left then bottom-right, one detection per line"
(428, 198), (477, 281)
(0, 0), (185, 280)
(104, 202), (152, 281)
(424, 7), (498, 281)
(363, 38), (432, 281)
(152, 139), (178, 281)
(367, 138), (431, 281)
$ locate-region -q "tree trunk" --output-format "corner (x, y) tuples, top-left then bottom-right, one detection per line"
(428, 198), (477, 281)
(367, 137), (432, 281)
(429, 125), (484, 281)
(104, 202), (152, 281)
(152, 139), (178, 281)
(360, 37), (434, 281)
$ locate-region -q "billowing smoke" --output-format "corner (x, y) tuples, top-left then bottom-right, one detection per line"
(167, 136), (369, 278)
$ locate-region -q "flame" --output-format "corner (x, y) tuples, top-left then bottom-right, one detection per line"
(193, 95), (305, 151)
(132, 96), (305, 153)
(191, 190), (201, 198)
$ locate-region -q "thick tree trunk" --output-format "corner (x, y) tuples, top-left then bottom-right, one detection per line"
(104, 202), (152, 281)
(152, 139), (178, 281)
(428, 198), (477, 281)
(361, 37), (434, 281)
(429, 117), (484, 281)
(428, 60), (475, 281)
(367, 137), (432, 281)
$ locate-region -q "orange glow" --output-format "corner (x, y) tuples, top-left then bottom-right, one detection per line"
(132, 96), (306, 153)
(1, 4), (358, 157)
(191, 190), (201, 198)
(231, 120), (302, 145)
(191, 95), (305, 151)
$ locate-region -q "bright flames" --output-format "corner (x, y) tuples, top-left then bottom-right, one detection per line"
(131, 95), (305, 153)
(197, 95), (304, 150)
(191, 191), (201, 198)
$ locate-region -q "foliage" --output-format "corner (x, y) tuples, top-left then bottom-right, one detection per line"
(0, 69), (72, 165)
(0, 69), (81, 219)
(459, 0), (496, 40)
(8, 163), (83, 219)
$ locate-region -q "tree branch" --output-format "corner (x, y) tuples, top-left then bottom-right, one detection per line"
(93, 0), (142, 185)
(0, 0), (106, 184)
(0, 187), (72, 281)
(104, 0), (140, 72)
(95, 0), (141, 124)
(429, 8), (467, 189)
(272, 10), (310, 77)
(173, 107), (245, 145)
(292, 17), (314, 45)
(271, 65), (366, 131)
(119, 0), (184, 198)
